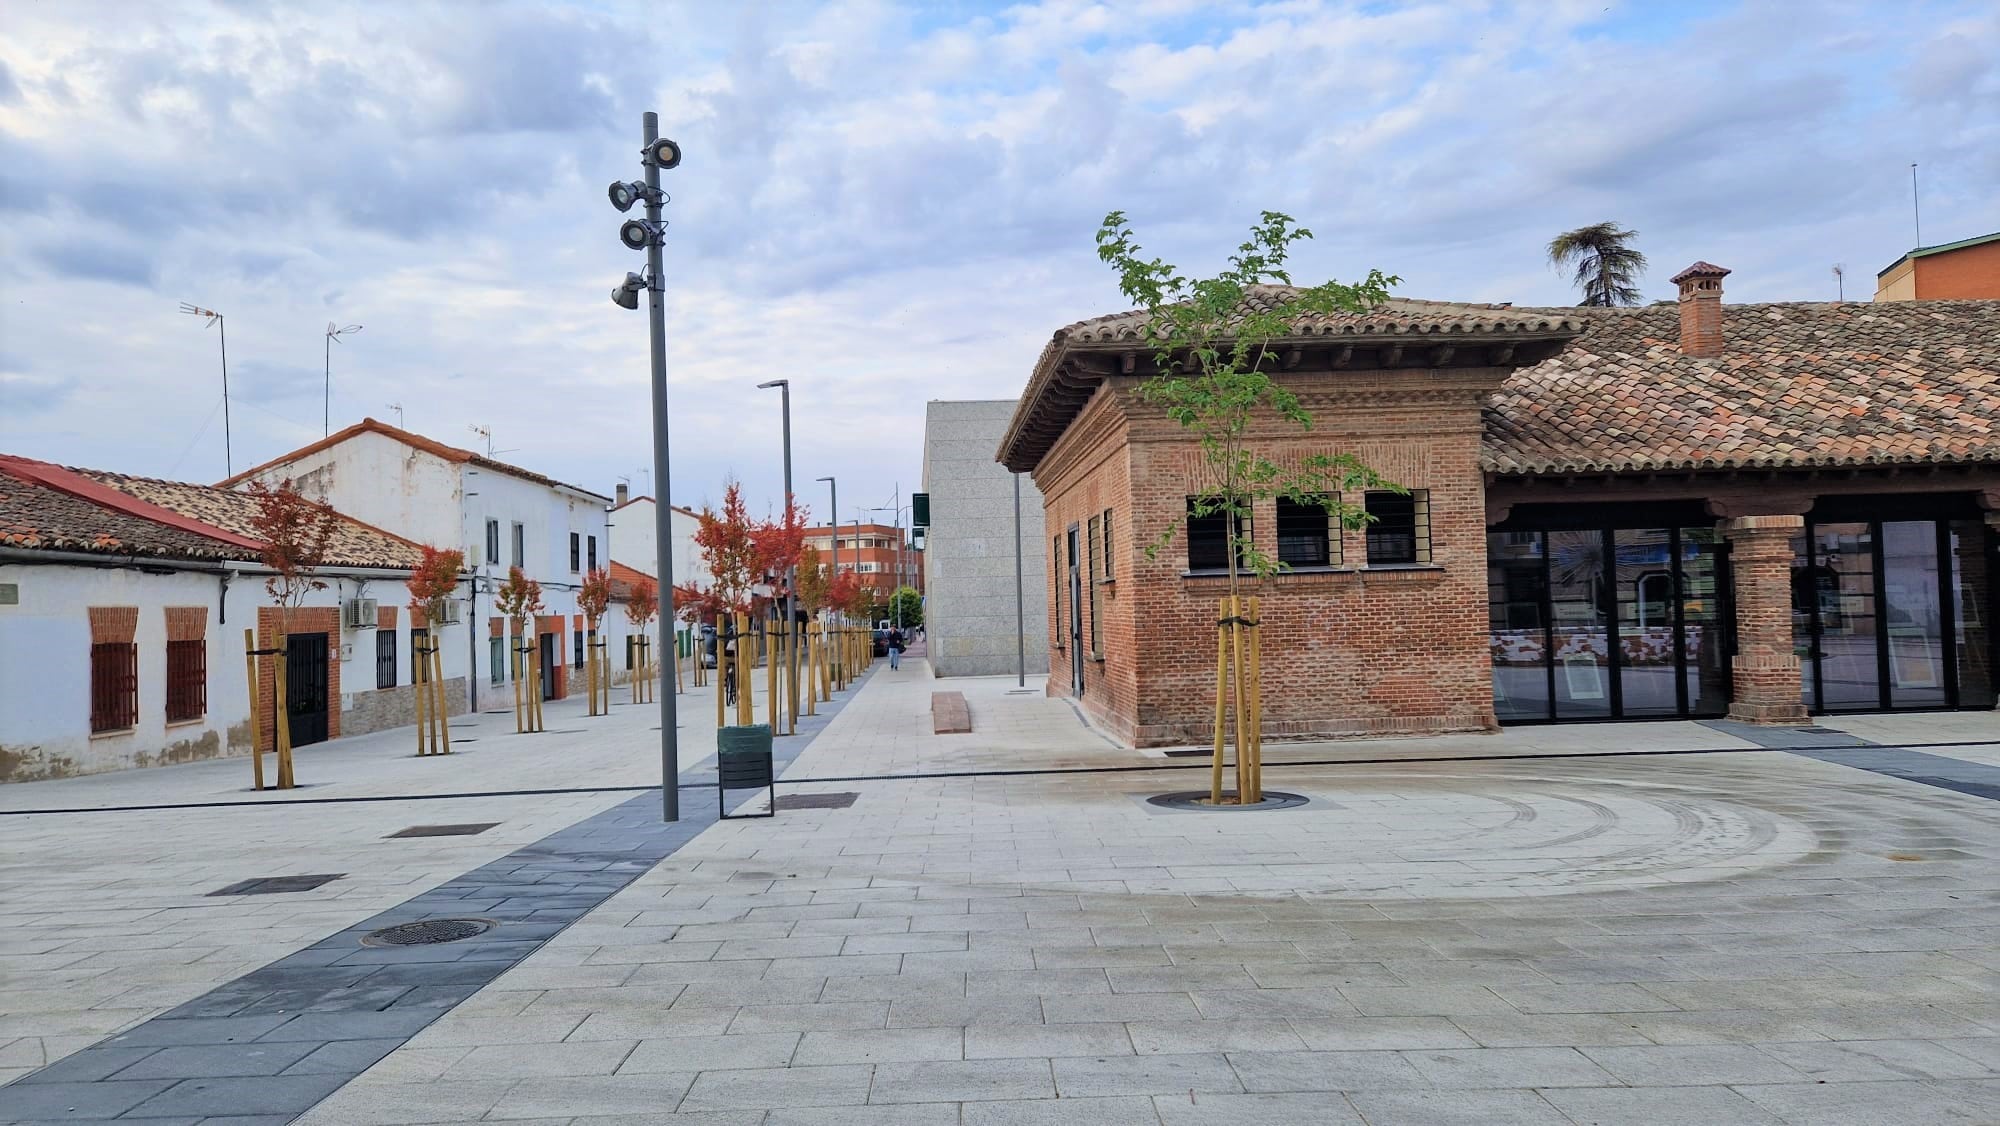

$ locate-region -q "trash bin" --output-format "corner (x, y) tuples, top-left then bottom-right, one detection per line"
(717, 724), (774, 819)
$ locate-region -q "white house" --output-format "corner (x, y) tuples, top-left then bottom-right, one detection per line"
(608, 486), (707, 593)
(0, 455), (464, 781)
(222, 418), (620, 704)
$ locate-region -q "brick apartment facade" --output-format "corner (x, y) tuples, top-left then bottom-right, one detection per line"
(1001, 269), (2000, 747)
(804, 522), (924, 600)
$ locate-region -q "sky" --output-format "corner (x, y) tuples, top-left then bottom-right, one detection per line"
(1, 0), (1995, 540)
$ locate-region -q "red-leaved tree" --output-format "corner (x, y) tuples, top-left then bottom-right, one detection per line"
(406, 546), (465, 628)
(246, 479), (339, 630)
(674, 479), (759, 621)
(578, 567), (612, 630)
(624, 577), (659, 629)
(751, 495), (810, 604)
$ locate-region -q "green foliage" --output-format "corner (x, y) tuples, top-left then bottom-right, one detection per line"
(1094, 210), (1403, 584)
(889, 586), (923, 629)
(1547, 221), (1647, 307)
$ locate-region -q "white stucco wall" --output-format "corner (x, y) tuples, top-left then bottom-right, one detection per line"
(245, 430), (465, 550)
(607, 498), (707, 590)
(0, 561), (468, 781)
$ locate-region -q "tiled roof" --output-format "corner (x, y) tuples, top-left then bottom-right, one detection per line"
(608, 561), (654, 601)
(0, 471), (242, 560)
(1051, 288), (1589, 347)
(1483, 299), (2000, 474)
(0, 455), (422, 569)
(217, 418), (612, 503)
(76, 468), (424, 568)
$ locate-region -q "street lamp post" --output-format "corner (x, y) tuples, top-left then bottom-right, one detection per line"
(607, 111), (683, 821)
(323, 322), (361, 437)
(816, 475), (837, 652)
(757, 379), (797, 734)
(870, 497), (912, 631)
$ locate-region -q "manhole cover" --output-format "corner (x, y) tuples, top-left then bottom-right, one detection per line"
(387, 822), (500, 838)
(362, 918), (494, 946)
(776, 792), (858, 810)
(1146, 791), (1310, 812)
(208, 874), (345, 896)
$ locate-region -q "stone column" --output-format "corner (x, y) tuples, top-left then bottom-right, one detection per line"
(1725, 514), (1810, 725)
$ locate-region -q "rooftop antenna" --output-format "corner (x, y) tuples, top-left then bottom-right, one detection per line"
(467, 424), (517, 458)
(387, 402), (404, 428)
(178, 303), (231, 475)
(1910, 163), (1922, 248)
(1831, 264), (1845, 302)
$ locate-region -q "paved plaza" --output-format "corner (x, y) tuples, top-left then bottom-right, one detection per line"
(3, 656), (2000, 1124)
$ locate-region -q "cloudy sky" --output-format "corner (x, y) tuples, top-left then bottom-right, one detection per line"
(2, 0), (1994, 537)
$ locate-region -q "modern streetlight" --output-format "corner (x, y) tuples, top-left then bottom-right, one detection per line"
(756, 379), (798, 734)
(816, 474), (838, 642)
(179, 303), (231, 476)
(323, 322), (361, 437)
(1013, 472), (1026, 688)
(869, 495), (913, 630)
(607, 110), (683, 822)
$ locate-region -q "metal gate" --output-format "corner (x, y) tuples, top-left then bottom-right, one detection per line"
(540, 632), (558, 700)
(286, 632), (329, 747)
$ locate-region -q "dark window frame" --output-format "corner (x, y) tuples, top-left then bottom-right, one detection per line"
(485, 519), (500, 566)
(1365, 490), (1431, 566)
(90, 642), (139, 733)
(1051, 535), (1064, 650)
(574, 628), (585, 670)
(511, 522), (525, 569)
(1101, 508), (1114, 579)
(375, 629), (397, 690)
(1186, 497), (1252, 573)
(1277, 495), (1338, 568)
(587, 535), (598, 571)
(569, 532), (581, 572)
(165, 638), (206, 722)
(411, 627), (430, 684)
(1086, 515), (1102, 659)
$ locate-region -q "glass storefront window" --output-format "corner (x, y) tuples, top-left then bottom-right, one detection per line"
(1882, 521), (1946, 708)
(1951, 520), (1997, 708)
(1487, 531), (1548, 723)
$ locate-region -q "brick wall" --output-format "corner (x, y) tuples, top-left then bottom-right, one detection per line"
(1033, 369), (1504, 747)
(254, 606), (341, 751)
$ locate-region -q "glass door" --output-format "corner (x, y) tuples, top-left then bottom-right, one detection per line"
(1613, 528), (1678, 717)
(1487, 532), (1550, 723)
(1802, 523), (1879, 711)
(1548, 530), (1613, 719)
(1882, 521), (1947, 708)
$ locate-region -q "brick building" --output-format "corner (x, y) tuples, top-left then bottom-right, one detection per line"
(1874, 230), (2000, 301)
(999, 268), (2000, 746)
(803, 522), (923, 600)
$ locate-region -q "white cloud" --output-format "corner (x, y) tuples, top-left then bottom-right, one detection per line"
(0, 0), (1993, 535)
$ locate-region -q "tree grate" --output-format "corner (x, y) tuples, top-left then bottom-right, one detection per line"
(208, 874), (345, 896)
(388, 822), (501, 838)
(1146, 791), (1309, 813)
(362, 918), (494, 946)
(775, 792), (859, 810)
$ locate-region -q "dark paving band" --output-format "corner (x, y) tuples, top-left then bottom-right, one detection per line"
(0, 668), (873, 1124)
(1704, 719), (2000, 802)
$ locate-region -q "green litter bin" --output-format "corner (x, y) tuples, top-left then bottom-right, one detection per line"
(718, 724), (774, 819)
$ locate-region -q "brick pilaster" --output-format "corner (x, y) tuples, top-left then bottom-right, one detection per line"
(1724, 515), (1810, 724)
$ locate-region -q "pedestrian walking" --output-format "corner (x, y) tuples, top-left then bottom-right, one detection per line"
(887, 626), (903, 670)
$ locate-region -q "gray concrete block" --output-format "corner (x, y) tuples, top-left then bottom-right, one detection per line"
(1227, 1049), (1429, 1092)
(124, 1073), (351, 1118)
(1051, 1051), (1242, 1096)
(793, 1026), (963, 1065)
(965, 1021), (1133, 1059)
(1342, 1087), (1573, 1125)
(869, 1058), (1056, 1102)
(109, 1039), (321, 1079)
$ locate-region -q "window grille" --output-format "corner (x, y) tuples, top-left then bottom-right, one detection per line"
(511, 523), (525, 568)
(490, 637), (505, 684)
(165, 639), (206, 722)
(587, 535), (597, 570)
(574, 629), (584, 669)
(1277, 496), (1337, 567)
(1101, 509), (1113, 579)
(90, 642), (138, 732)
(1051, 535), (1064, 649)
(1186, 498), (1251, 572)
(1365, 490), (1431, 565)
(569, 532), (581, 572)
(376, 629), (397, 689)
(485, 519), (500, 564)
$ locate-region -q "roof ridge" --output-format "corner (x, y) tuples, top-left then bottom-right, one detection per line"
(0, 456), (264, 553)
(217, 417), (612, 503)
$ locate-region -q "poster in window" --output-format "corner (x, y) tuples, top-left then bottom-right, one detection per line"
(1886, 625), (1940, 689)
(1561, 653), (1606, 700)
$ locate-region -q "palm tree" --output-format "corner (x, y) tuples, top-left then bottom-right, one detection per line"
(1547, 222), (1648, 306)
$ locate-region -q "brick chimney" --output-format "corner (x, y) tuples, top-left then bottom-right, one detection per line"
(615, 482), (629, 507)
(1670, 261), (1730, 358)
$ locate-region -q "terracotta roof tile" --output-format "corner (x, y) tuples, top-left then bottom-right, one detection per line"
(0, 472), (242, 560)
(1483, 299), (2000, 474)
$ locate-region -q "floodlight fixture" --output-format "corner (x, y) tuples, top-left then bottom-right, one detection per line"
(619, 217), (662, 250)
(612, 271), (648, 310)
(756, 379), (788, 390)
(607, 180), (660, 212)
(644, 137), (681, 170)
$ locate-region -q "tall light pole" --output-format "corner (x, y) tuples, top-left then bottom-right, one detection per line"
(870, 496), (912, 630)
(816, 475), (837, 636)
(179, 304), (231, 476)
(608, 112), (683, 821)
(323, 322), (361, 437)
(757, 379), (798, 734)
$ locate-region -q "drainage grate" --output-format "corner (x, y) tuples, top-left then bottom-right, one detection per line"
(775, 791), (859, 810)
(387, 822), (501, 838)
(362, 918), (494, 946)
(208, 874), (345, 896)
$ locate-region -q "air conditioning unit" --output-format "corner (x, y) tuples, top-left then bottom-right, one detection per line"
(344, 598), (379, 630)
(438, 600), (465, 626)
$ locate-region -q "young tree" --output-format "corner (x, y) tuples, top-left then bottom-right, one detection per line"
(405, 546), (465, 755)
(1547, 221), (1647, 306)
(888, 585), (923, 629)
(795, 544), (829, 615)
(1095, 209), (1400, 803)
(624, 577), (660, 701)
(494, 565), (545, 732)
(673, 479), (759, 619)
(578, 567), (613, 715)
(245, 479), (339, 789)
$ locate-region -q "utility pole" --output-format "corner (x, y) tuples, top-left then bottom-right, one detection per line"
(757, 379), (796, 734)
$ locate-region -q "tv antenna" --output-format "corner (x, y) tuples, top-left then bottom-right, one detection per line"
(1831, 264), (1845, 302)
(468, 424), (517, 458)
(386, 402), (404, 427)
(178, 303), (231, 475)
